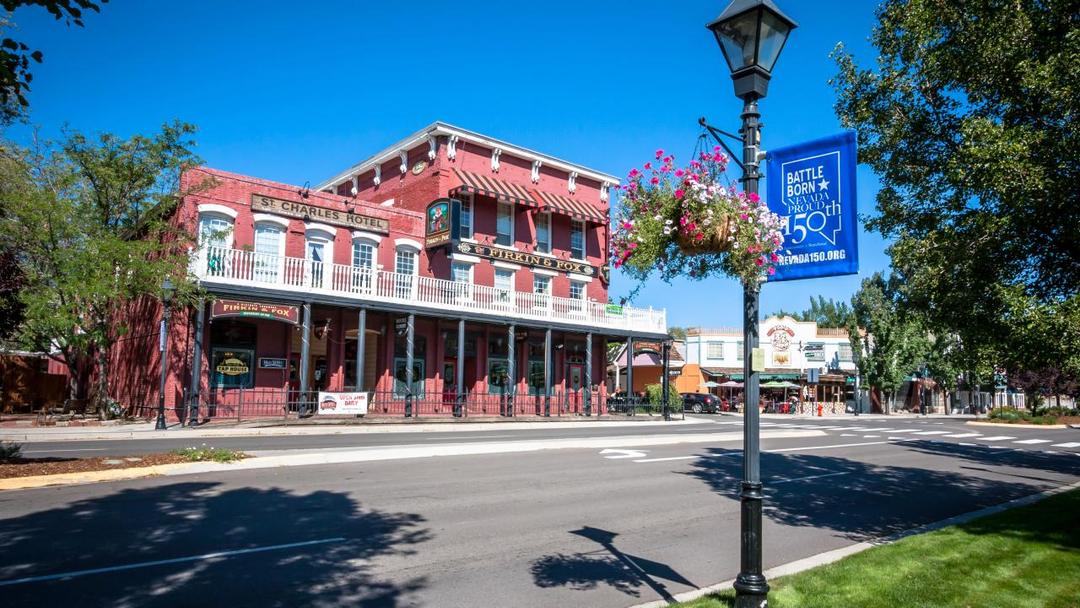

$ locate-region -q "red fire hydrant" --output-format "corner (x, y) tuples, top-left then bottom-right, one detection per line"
(817, 403), (823, 417)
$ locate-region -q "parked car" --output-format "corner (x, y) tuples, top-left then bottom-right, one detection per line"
(681, 392), (722, 414)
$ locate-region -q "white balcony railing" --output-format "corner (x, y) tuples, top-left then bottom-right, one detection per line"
(194, 246), (666, 334)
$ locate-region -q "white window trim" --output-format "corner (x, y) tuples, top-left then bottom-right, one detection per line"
(493, 268), (515, 306)
(450, 253), (481, 264)
(533, 268), (559, 277)
(198, 203), (238, 219)
(459, 194), (474, 240)
(304, 222), (337, 237)
(394, 238), (423, 252)
(535, 211), (552, 254)
(492, 261), (522, 271)
(496, 201), (515, 247)
(567, 272), (593, 283)
(351, 230), (383, 244)
(252, 213), (290, 229)
(253, 223), (286, 256)
(570, 219), (587, 261)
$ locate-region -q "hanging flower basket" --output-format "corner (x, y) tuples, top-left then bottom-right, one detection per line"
(611, 147), (785, 286)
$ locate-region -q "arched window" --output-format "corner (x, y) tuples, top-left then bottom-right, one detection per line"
(253, 214), (288, 284)
(197, 204), (237, 277)
(351, 231), (381, 293)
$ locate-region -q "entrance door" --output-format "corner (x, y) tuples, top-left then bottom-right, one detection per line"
(443, 359), (457, 409)
(306, 240), (327, 288)
(568, 364), (583, 413)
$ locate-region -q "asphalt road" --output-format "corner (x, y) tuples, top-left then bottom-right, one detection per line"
(1, 417), (1078, 607)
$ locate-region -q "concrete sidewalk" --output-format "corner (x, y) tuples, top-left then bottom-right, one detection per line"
(0, 415), (714, 443)
(720, 412), (976, 420)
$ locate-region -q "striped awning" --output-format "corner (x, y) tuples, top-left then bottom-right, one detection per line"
(532, 189), (607, 224)
(450, 169), (539, 208)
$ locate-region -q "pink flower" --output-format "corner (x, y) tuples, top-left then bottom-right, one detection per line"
(768, 266), (776, 275)
(674, 169), (684, 177)
(663, 156), (673, 164)
(740, 214), (749, 221)
(770, 252), (779, 262)
(622, 221), (633, 230)
(628, 168), (639, 178)
(643, 161), (652, 170)
(675, 189), (685, 199)
(686, 222), (696, 231)
(659, 165), (670, 173)
(629, 242), (638, 249)
(713, 145), (721, 153)
(747, 246), (754, 254)
(655, 149), (664, 159)
(756, 257), (765, 267)
(695, 232), (704, 242)
(650, 176), (660, 185)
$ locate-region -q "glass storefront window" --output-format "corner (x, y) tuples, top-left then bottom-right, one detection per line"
(488, 358), (510, 395)
(393, 358), (425, 399)
(211, 348), (254, 389)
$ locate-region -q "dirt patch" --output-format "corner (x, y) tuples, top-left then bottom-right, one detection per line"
(0, 453), (190, 479)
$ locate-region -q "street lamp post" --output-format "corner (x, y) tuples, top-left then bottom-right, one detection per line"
(707, 2), (796, 606)
(155, 277), (175, 431)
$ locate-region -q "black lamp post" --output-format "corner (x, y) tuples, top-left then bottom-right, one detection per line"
(155, 277), (175, 431)
(706, 2), (796, 606)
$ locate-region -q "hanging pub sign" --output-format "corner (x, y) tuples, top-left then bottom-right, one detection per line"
(425, 198), (457, 248)
(454, 241), (599, 277)
(211, 299), (300, 325)
(251, 194), (390, 234)
(765, 131), (859, 281)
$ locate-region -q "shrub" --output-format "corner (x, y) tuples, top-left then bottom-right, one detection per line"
(0, 441), (22, 460)
(173, 444), (245, 463)
(644, 383), (684, 413)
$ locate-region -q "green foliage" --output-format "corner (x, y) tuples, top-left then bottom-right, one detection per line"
(644, 383), (683, 412)
(0, 440), (22, 460)
(831, 0), (1080, 381)
(667, 326), (688, 341)
(848, 273), (928, 400)
(772, 296), (853, 328)
(0, 1), (106, 123)
(988, 407), (1064, 425)
(172, 445), (245, 463)
(0, 121), (209, 407)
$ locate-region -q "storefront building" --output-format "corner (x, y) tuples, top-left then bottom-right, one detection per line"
(683, 317), (859, 412)
(113, 122), (668, 421)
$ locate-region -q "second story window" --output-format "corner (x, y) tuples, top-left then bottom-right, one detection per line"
(569, 280), (586, 312)
(494, 268), (514, 304)
(394, 247), (417, 298)
(460, 196), (473, 239)
(533, 274), (551, 308)
(535, 212), (551, 254)
(451, 261), (472, 300)
(497, 202), (514, 247)
(736, 340), (744, 361)
(570, 219), (585, 260)
(707, 342), (724, 359)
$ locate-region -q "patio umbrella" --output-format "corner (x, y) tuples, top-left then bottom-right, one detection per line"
(702, 381), (721, 388)
(718, 380), (743, 387)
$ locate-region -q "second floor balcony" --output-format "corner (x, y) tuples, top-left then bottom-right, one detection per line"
(193, 246), (667, 336)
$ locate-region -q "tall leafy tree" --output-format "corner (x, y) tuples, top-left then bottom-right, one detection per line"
(0, 121), (206, 410)
(832, 0), (1080, 377)
(773, 296), (854, 328)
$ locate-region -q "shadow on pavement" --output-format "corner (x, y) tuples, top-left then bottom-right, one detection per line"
(899, 439), (1080, 478)
(530, 526), (695, 601)
(684, 446), (1070, 542)
(0, 482), (430, 607)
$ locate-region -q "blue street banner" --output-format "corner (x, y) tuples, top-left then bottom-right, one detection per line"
(765, 131), (859, 281)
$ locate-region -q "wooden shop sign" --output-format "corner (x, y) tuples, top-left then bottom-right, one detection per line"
(251, 194), (390, 234)
(453, 241), (597, 277)
(211, 299), (299, 325)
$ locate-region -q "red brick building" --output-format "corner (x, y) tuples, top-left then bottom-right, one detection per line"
(113, 122), (668, 421)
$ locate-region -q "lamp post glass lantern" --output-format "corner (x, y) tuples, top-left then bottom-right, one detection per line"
(155, 278), (175, 430)
(707, 1), (796, 606)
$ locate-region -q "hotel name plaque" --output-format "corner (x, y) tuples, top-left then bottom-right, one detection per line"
(251, 194), (390, 234)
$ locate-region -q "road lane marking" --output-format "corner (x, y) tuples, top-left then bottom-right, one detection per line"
(771, 472), (848, 485)
(0, 538), (346, 587)
(862, 435), (881, 438)
(911, 431), (951, 436)
(883, 429), (916, 433)
(840, 433), (857, 437)
(958, 442), (977, 446)
(600, 449), (648, 459)
(1051, 442), (1080, 448)
(1013, 439), (1051, 445)
(945, 433), (981, 438)
(633, 453), (739, 464)
(853, 427), (893, 432)
(981, 436), (1016, 441)
(766, 441), (891, 453)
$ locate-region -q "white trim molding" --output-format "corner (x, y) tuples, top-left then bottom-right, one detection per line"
(399, 150), (408, 174)
(447, 134), (459, 161)
(531, 160), (542, 184)
(197, 203), (238, 219)
(601, 181), (611, 201)
(491, 147), (502, 172)
(305, 222), (338, 237)
(427, 135), (438, 160)
(568, 272), (593, 283)
(373, 164), (382, 186)
(450, 253), (482, 264)
(350, 175), (359, 196)
(351, 230), (383, 243)
(568, 171), (578, 193)
(252, 213), (291, 229)
(394, 238), (423, 252)
(532, 268), (559, 277)
(492, 261), (522, 271)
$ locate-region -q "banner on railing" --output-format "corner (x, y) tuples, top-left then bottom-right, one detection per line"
(317, 391), (368, 415)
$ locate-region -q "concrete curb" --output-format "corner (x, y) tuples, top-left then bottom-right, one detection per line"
(965, 420), (1070, 430)
(0, 417), (712, 443)
(627, 479), (1080, 608)
(0, 429), (826, 491)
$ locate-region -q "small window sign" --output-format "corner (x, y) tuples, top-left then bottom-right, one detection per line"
(259, 357), (287, 369)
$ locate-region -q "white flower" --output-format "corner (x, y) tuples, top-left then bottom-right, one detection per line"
(665, 219), (673, 225)
(654, 214), (663, 221)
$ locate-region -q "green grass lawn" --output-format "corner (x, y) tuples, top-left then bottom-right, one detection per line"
(680, 488), (1080, 608)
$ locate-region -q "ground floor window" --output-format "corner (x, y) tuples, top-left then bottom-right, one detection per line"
(393, 358), (425, 399)
(528, 359), (546, 395)
(488, 358), (510, 394)
(211, 348), (255, 389)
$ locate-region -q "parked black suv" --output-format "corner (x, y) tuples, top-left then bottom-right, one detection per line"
(681, 392), (722, 414)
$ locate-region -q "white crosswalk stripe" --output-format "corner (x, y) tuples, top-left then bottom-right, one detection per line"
(912, 430), (951, 435)
(945, 433), (981, 438)
(1051, 442), (1080, 448)
(980, 436), (1016, 441)
(1014, 439), (1051, 445)
(884, 429), (917, 433)
(854, 427), (894, 432)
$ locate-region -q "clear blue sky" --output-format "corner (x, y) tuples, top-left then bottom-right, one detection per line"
(7, 0), (891, 328)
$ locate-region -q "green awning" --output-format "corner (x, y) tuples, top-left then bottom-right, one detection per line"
(722, 373), (802, 382)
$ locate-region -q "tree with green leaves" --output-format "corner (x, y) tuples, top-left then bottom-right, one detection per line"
(832, 0), (1080, 385)
(848, 273), (928, 412)
(0, 121), (207, 412)
(1, 1), (106, 123)
(772, 295), (853, 328)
